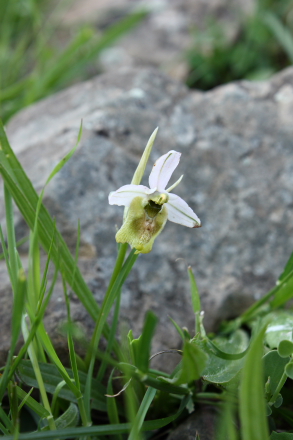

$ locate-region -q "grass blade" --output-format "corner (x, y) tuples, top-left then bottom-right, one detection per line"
(128, 387), (157, 440)
(0, 120), (118, 351)
(239, 323), (270, 440)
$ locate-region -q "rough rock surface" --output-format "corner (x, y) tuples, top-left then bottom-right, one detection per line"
(166, 406), (217, 440)
(1, 66), (293, 368)
(63, 0), (255, 80)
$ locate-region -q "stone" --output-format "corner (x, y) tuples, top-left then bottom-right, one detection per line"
(1, 66), (293, 369)
(62, 0), (255, 81)
(166, 406), (217, 440)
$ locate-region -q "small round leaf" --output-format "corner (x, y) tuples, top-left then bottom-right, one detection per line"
(278, 340), (293, 358)
(285, 361), (293, 379)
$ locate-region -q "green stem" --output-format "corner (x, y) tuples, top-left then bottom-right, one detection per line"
(4, 184), (19, 291)
(84, 248), (139, 419)
(85, 243), (128, 367)
(22, 316), (56, 431)
(268, 371), (287, 406)
(108, 243), (128, 293)
(239, 267), (293, 326)
(96, 290), (122, 381)
(239, 289), (275, 324)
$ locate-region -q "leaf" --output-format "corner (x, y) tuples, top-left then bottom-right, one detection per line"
(106, 370), (122, 440)
(202, 330), (249, 384)
(188, 266), (201, 313)
(263, 12), (293, 64)
(271, 276), (293, 308)
(17, 360), (107, 411)
(131, 311), (158, 372)
(278, 250), (293, 283)
(239, 324), (270, 440)
(285, 361), (293, 380)
(160, 340), (207, 386)
(176, 341), (207, 384)
(270, 433), (293, 439)
(55, 403), (79, 429)
(16, 386), (50, 419)
(278, 340), (293, 358)
(0, 121), (117, 349)
(263, 350), (289, 396)
(0, 396), (191, 440)
(128, 387), (157, 440)
(265, 312), (293, 348)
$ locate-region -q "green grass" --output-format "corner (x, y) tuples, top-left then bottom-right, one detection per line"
(1, 122), (293, 439)
(1, 2), (293, 434)
(0, 0), (147, 123)
(186, 0), (293, 90)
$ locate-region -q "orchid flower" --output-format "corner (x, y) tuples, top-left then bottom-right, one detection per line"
(109, 150), (201, 253)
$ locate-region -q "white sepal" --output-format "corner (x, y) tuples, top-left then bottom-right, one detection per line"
(108, 184), (148, 207)
(166, 193), (201, 228)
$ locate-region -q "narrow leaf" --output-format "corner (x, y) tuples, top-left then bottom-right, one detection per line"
(239, 324), (270, 440)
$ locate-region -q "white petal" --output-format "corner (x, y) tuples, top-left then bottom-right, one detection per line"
(166, 193), (201, 228)
(149, 150), (181, 192)
(108, 184), (148, 207)
(145, 187), (157, 195)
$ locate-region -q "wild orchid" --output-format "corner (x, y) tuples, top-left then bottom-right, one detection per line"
(108, 131), (201, 253)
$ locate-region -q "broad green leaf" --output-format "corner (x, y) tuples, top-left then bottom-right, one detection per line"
(175, 341), (207, 384)
(160, 341), (207, 385)
(265, 312), (293, 348)
(17, 360), (107, 411)
(0, 395), (191, 440)
(239, 324), (270, 440)
(278, 340), (293, 358)
(131, 311), (158, 372)
(263, 351), (289, 395)
(202, 330), (249, 384)
(55, 403), (79, 429)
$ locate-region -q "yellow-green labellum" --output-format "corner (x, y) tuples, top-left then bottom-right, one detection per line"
(116, 196), (168, 254)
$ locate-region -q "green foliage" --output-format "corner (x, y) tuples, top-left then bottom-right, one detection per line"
(265, 312), (293, 348)
(186, 0), (293, 90)
(2, 121), (293, 438)
(239, 324), (270, 440)
(0, 0), (147, 122)
(263, 351), (289, 398)
(202, 330), (249, 384)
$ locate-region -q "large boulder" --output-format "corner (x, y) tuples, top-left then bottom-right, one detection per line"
(1, 66), (293, 367)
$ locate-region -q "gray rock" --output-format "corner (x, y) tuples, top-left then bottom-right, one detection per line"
(166, 406), (217, 440)
(1, 66), (293, 368)
(63, 0), (255, 81)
